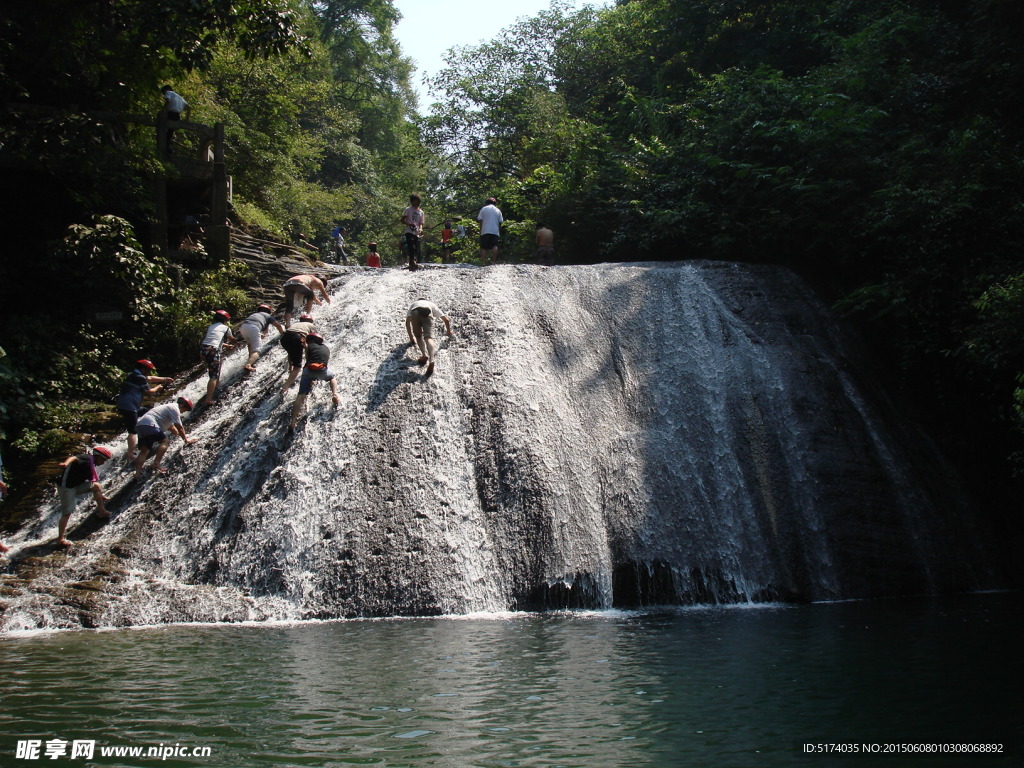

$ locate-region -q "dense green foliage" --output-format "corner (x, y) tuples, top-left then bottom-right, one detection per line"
(0, 0), (423, 473)
(424, 0), (1024, 499)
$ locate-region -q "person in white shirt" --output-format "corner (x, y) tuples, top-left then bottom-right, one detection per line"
(476, 197), (503, 265)
(133, 398), (197, 479)
(160, 85), (190, 152)
(199, 310), (235, 405)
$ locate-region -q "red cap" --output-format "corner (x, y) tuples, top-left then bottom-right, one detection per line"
(215, 310), (231, 321)
(299, 315), (314, 323)
(93, 446), (113, 460)
(136, 359), (156, 371)
(177, 396), (194, 412)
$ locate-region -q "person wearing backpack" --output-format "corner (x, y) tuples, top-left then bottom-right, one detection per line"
(288, 332), (340, 430)
(55, 446), (113, 547)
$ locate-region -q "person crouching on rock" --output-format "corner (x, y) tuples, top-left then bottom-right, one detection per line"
(134, 397), (197, 479)
(406, 299), (453, 377)
(283, 274), (331, 328)
(55, 446), (113, 547)
(289, 332), (340, 430)
(200, 310), (235, 406)
(280, 315), (317, 395)
(240, 304), (285, 372)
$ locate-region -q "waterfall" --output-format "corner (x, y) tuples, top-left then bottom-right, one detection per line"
(0, 262), (995, 632)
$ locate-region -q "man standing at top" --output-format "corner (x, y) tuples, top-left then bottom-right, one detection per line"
(534, 222), (555, 266)
(406, 299), (453, 377)
(477, 197), (503, 265)
(333, 225), (349, 265)
(160, 85), (190, 152)
(402, 194), (425, 270)
(116, 359), (174, 460)
(283, 274), (331, 328)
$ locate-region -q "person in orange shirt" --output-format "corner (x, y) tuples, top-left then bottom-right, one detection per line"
(365, 242), (382, 268)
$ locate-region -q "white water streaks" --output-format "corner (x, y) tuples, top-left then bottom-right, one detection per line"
(0, 262), (995, 632)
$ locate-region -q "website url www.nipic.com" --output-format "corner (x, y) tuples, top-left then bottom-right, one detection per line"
(14, 739), (213, 761)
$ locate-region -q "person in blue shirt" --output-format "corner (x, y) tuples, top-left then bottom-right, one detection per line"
(116, 360), (174, 460)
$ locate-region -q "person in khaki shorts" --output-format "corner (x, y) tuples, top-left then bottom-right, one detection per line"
(405, 299), (453, 376)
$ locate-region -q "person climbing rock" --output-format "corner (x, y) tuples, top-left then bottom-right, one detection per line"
(133, 397), (197, 480)
(116, 359), (174, 460)
(239, 305), (285, 372)
(405, 299), (453, 377)
(282, 274), (331, 328)
(0, 447), (9, 555)
(55, 445), (113, 547)
(280, 315), (317, 394)
(199, 310), (235, 406)
(288, 332), (340, 430)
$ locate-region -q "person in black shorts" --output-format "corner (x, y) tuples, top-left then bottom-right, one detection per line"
(280, 315), (317, 394)
(116, 359), (173, 460)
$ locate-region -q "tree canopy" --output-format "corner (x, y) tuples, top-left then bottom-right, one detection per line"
(0, 0), (1022, 519)
(421, 0), (1024, 504)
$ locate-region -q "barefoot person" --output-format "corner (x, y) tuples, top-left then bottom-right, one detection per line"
(406, 299), (453, 377)
(239, 305), (285, 372)
(116, 359), (174, 460)
(199, 310), (235, 405)
(279, 315), (317, 394)
(283, 274), (331, 327)
(476, 197), (503, 264)
(0, 447), (9, 554)
(133, 397), (197, 479)
(534, 222), (555, 265)
(288, 332), (341, 430)
(55, 446), (113, 546)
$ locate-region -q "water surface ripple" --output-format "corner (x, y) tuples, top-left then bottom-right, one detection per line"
(1, 595), (1020, 767)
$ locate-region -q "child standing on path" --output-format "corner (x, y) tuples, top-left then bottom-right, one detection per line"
(401, 194), (425, 270)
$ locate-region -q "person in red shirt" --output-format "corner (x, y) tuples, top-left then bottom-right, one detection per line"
(441, 221), (453, 261)
(365, 242), (382, 268)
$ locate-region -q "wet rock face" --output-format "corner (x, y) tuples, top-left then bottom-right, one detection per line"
(0, 262), (997, 631)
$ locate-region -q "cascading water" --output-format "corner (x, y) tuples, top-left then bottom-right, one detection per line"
(0, 262), (996, 632)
